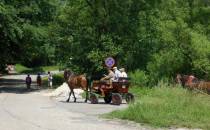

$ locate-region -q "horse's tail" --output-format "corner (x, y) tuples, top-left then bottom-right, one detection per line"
(83, 74), (90, 102)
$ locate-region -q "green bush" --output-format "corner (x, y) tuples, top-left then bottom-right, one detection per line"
(52, 73), (65, 87)
(42, 73), (64, 88)
(129, 70), (149, 87)
(146, 49), (185, 84)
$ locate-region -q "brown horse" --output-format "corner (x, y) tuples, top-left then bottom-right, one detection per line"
(64, 70), (88, 102)
(196, 81), (210, 94)
(176, 74), (198, 87)
(176, 74), (210, 93)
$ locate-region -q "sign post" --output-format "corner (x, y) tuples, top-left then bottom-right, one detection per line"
(105, 57), (115, 68)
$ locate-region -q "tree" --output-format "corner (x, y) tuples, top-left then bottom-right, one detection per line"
(0, 0), (58, 70)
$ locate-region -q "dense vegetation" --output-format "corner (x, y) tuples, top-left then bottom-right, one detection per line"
(0, 0), (58, 68)
(1, 0), (210, 83)
(1, 1), (210, 128)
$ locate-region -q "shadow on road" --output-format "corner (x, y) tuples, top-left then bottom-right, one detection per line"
(0, 78), (43, 94)
(59, 101), (88, 104)
(0, 87), (41, 94)
(0, 78), (26, 85)
(59, 100), (127, 105)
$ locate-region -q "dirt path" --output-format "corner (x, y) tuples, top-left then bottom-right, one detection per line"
(0, 75), (144, 130)
(0, 74), (202, 130)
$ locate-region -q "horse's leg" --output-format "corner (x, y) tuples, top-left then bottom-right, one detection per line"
(66, 90), (72, 102)
(85, 85), (88, 103)
(84, 90), (88, 103)
(72, 90), (76, 102)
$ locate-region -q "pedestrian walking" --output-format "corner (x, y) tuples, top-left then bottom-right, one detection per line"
(26, 74), (32, 89)
(36, 73), (42, 88)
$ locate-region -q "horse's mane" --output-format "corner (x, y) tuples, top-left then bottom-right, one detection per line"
(64, 70), (86, 79)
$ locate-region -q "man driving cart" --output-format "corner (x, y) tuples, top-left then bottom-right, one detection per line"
(100, 69), (115, 96)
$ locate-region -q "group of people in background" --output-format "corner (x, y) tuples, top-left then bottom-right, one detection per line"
(99, 67), (128, 96)
(25, 71), (53, 89)
(101, 66), (128, 82)
(24, 67), (127, 89)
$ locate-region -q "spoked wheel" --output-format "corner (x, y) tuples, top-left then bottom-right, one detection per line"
(112, 93), (122, 105)
(126, 93), (135, 104)
(90, 93), (98, 104)
(104, 93), (112, 104)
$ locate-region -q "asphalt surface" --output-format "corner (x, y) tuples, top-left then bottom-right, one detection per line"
(0, 74), (143, 130)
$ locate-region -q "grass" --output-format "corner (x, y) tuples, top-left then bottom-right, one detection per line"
(15, 64), (32, 73)
(15, 64), (60, 74)
(41, 66), (60, 71)
(105, 83), (210, 130)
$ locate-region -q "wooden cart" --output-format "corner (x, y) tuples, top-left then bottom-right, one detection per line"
(89, 78), (134, 105)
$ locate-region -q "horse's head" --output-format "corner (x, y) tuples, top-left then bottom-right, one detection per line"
(176, 74), (199, 88)
(64, 69), (73, 81)
(176, 74), (182, 84)
(176, 74), (189, 87)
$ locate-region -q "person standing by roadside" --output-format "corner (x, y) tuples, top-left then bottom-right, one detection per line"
(26, 74), (32, 89)
(48, 71), (53, 88)
(100, 69), (115, 96)
(36, 73), (42, 88)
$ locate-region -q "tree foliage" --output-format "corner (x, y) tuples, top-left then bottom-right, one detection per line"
(0, 0), (57, 69)
(0, 0), (210, 82)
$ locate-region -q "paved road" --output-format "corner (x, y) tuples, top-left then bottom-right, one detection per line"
(0, 75), (144, 130)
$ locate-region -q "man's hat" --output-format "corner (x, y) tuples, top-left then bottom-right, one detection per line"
(113, 67), (117, 69)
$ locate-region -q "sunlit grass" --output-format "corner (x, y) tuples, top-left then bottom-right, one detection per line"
(15, 64), (32, 73)
(105, 83), (210, 129)
(41, 66), (60, 72)
(15, 64), (60, 74)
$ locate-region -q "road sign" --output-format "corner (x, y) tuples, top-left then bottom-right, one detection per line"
(105, 57), (115, 68)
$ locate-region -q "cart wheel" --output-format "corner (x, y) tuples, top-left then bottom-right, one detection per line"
(126, 93), (135, 104)
(104, 93), (112, 104)
(112, 93), (122, 105)
(90, 94), (98, 104)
